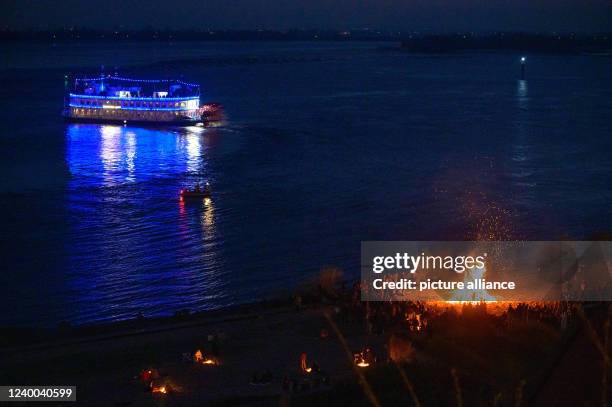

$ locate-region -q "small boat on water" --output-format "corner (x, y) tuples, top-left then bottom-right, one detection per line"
(200, 102), (225, 126)
(180, 183), (212, 200)
(63, 75), (223, 126)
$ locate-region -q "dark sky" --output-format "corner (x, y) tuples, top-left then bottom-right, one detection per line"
(1, 0), (611, 32)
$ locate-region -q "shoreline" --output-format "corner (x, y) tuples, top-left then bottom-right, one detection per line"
(0, 295), (295, 350)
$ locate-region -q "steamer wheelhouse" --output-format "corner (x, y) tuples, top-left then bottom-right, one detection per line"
(63, 75), (206, 125)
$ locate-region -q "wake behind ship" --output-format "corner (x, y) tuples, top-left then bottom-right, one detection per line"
(63, 75), (218, 126)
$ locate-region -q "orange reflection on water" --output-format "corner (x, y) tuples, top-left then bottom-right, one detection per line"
(202, 197), (214, 228)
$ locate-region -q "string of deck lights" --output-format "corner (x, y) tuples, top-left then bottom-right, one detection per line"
(69, 93), (199, 101)
(74, 75), (199, 87)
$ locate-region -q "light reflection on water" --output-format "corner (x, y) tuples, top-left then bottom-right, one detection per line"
(125, 130), (136, 182)
(184, 126), (205, 175)
(100, 125), (121, 181)
(67, 124), (210, 184)
(65, 123), (225, 324)
(511, 80), (536, 188)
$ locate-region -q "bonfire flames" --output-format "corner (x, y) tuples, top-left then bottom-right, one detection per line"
(355, 356), (369, 367)
(354, 348), (375, 368)
(300, 352), (313, 373)
(448, 265), (497, 303)
(140, 368), (172, 395)
(194, 349), (218, 365)
(151, 384), (167, 394)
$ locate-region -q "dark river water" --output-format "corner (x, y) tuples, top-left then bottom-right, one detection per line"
(0, 42), (610, 327)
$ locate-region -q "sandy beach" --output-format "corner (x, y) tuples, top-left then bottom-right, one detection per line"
(2, 295), (608, 406)
(1, 300), (382, 406)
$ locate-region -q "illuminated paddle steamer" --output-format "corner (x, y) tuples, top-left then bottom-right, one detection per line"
(63, 75), (212, 125)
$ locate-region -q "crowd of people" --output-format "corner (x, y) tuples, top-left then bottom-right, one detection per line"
(297, 277), (580, 341)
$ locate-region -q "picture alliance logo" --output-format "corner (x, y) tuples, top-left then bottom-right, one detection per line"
(372, 253), (488, 274)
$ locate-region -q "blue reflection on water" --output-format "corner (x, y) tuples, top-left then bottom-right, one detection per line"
(64, 124), (226, 324)
(66, 124), (209, 184)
